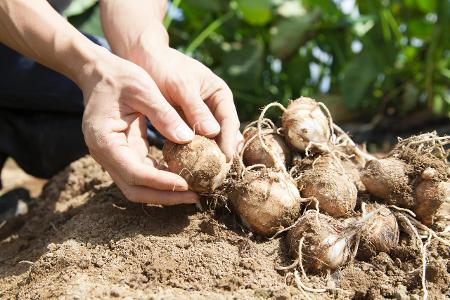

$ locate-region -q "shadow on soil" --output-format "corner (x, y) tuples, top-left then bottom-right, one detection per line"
(0, 182), (197, 279)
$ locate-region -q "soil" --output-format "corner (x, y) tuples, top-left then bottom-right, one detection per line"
(0, 159), (46, 197)
(0, 155), (449, 299)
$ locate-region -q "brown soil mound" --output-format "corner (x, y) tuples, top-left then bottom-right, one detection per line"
(0, 156), (449, 299)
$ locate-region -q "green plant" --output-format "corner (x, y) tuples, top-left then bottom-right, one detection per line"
(66, 0), (450, 122)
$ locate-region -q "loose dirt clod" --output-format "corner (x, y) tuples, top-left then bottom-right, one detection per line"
(359, 203), (399, 258)
(230, 169), (301, 236)
(298, 155), (357, 217)
(163, 135), (231, 193)
(282, 97), (331, 151)
(242, 127), (291, 168)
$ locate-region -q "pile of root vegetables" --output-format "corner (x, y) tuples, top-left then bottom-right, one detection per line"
(162, 97), (450, 297)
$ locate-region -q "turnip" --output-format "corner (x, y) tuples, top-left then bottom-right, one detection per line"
(359, 203), (399, 258)
(230, 169), (301, 236)
(298, 155), (357, 217)
(281, 97), (331, 152)
(242, 126), (291, 169)
(163, 135), (231, 193)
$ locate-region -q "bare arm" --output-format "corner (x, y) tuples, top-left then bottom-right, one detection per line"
(0, 0), (104, 87)
(0, 0), (198, 205)
(100, 0), (168, 60)
(100, 0), (242, 160)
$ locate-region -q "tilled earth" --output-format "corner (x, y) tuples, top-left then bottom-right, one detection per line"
(0, 156), (448, 299)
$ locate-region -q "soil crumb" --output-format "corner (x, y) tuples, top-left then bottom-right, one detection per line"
(0, 156), (448, 299)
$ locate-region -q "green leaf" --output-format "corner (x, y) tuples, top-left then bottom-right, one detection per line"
(431, 94), (444, 114)
(185, 11), (234, 55)
(401, 82), (419, 113)
(270, 9), (320, 59)
(182, 0), (223, 12)
(416, 0), (436, 13)
(236, 0), (272, 26)
(215, 39), (264, 92)
(339, 51), (380, 109)
(407, 19), (433, 40)
(63, 0), (98, 17)
(277, 0), (306, 17)
(284, 53), (310, 89)
(352, 17), (375, 37)
(68, 4), (103, 37)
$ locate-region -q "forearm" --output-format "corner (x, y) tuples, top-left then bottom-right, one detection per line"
(0, 0), (108, 87)
(100, 0), (168, 63)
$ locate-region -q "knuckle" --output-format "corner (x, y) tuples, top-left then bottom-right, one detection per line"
(156, 106), (180, 127)
(189, 101), (209, 117)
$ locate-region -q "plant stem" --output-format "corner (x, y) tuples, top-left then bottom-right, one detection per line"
(185, 11), (233, 55)
(164, 0), (182, 29)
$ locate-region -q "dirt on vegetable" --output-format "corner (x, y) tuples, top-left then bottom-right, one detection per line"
(0, 155), (449, 299)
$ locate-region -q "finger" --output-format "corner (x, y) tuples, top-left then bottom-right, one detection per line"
(174, 85), (220, 137)
(129, 77), (194, 144)
(91, 128), (190, 191)
(126, 115), (150, 159)
(205, 79), (240, 160)
(111, 144), (191, 191)
(109, 168), (198, 205)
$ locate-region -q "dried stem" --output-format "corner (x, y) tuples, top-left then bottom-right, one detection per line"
(333, 124), (376, 163)
(257, 102), (288, 172)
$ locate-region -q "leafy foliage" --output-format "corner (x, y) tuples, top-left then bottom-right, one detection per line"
(66, 0), (450, 122)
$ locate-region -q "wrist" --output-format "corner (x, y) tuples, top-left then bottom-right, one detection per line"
(124, 22), (169, 67)
(75, 45), (118, 98)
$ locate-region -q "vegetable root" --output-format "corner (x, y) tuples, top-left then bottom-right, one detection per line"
(242, 127), (291, 169)
(286, 211), (355, 272)
(230, 169), (301, 236)
(359, 203), (399, 258)
(163, 135), (231, 193)
(299, 155), (357, 217)
(282, 97), (331, 152)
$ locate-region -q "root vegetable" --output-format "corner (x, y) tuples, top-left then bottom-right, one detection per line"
(342, 159), (366, 193)
(163, 135), (231, 193)
(242, 127), (291, 168)
(230, 169), (301, 236)
(299, 155), (357, 217)
(286, 211), (354, 272)
(282, 97), (331, 151)
(360, 158), (414, 208)
(359, 203), (399, 258)
(414, 180), (450, 228)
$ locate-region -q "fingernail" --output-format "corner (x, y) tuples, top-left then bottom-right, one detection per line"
(199, 120), (220, 135)
(174, 180), (189, 191)
(175, 124), (194, 142)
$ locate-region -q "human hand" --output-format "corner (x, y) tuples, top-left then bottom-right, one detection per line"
(80, 49), (198, 205)
(130, 46), (242, 160)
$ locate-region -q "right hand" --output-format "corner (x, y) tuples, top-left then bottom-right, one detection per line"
(79, 49), (198, 205)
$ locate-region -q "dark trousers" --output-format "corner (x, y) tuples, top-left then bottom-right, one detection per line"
(0, 35), (162, 187)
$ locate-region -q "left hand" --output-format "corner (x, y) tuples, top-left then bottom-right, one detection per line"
(132, 46), (242, 160)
